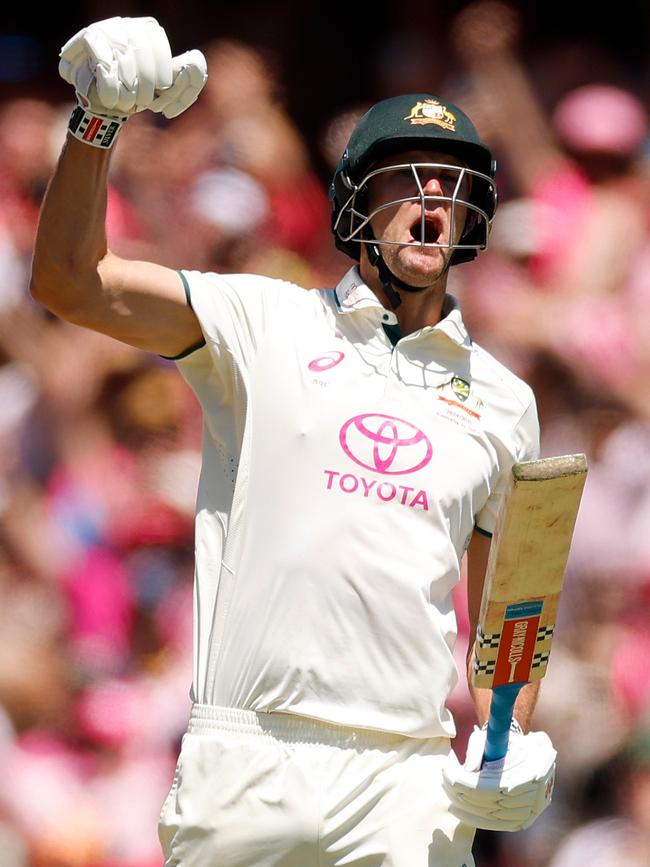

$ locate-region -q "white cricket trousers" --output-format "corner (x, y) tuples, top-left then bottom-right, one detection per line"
(158, 705), (476, 867)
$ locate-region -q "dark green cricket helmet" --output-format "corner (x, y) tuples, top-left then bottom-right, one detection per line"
(330, 93), (498, 265)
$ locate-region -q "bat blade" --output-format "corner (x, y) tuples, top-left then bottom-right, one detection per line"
(472, 453), (588, 762)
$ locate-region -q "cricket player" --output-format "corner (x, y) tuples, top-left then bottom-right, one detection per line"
(31, 16), (557, 867)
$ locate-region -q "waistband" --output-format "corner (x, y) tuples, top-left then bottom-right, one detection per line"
(188, 704), (448, 751)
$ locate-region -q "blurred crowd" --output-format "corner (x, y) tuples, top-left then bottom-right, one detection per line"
(1, 3), (650, 865)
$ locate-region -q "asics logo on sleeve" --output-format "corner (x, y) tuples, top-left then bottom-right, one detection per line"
(308, 351), (345, 372)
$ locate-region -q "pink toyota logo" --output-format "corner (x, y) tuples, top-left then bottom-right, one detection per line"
(339, 413), (433, 475)
(308, 351), (345, 372)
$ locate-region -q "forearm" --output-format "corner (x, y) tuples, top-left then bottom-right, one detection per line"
(30, 134), (112, 313)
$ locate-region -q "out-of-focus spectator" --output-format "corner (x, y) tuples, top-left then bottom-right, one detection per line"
(547, 725), (650, 866)
(0, 99), (62, 313)
(200, 38), (330, 264)
(318, 104), (369, 174)
(450, 0), (650, 418)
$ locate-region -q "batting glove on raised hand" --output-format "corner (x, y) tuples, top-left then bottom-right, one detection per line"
(442, 724), (556, 832)
(59, 17), (207, 147)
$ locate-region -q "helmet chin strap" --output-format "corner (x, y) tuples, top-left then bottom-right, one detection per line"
(365, 224), (425, 310)
(365, 230), (453, 311)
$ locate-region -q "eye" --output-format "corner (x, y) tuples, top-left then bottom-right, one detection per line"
(444, 168), (466, 184)
(367, 168), (418, 202)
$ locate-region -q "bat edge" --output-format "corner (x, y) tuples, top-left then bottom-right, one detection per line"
(512, 453), (588, 483)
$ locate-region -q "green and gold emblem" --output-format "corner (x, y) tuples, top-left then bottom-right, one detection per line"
(451, 376), (470, 402)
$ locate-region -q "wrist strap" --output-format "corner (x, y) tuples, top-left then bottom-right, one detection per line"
(68, 104), (126, 149)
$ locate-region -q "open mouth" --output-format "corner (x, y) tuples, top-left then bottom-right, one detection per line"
(409, 214), (442, 245)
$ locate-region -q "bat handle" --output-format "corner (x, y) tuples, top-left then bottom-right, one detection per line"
(483, 682), (525, 764)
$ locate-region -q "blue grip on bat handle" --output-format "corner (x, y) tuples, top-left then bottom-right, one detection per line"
(483, 682), (524, 763)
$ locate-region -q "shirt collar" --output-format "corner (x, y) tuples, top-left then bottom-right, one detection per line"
(334, 267), (384, 313)
(334, 267), (472, 349)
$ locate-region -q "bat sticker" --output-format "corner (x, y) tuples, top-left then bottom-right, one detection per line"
(493, 600), (543, 685)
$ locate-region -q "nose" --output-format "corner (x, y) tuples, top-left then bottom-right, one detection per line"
(422, 175), (444, 197)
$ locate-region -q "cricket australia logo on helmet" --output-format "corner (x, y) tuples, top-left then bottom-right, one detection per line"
(404, 98), (457, 131)
(339, 413), (432, 475)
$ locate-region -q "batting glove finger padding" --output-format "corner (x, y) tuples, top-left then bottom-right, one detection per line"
(442, 726), (557, 832)
(149, 50), (208, 119)
(442, 802), (534, 834)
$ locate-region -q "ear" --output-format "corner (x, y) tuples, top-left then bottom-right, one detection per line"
(454, 209), (478, 246)
(463, 211), (478, 235)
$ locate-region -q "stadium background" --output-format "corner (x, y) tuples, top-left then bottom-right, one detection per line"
(1, 2), (650, 865)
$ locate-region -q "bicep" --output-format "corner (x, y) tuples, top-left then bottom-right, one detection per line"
(69, 253), (204, 357)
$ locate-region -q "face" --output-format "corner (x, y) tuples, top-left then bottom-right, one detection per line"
(364, 149), (473, 286)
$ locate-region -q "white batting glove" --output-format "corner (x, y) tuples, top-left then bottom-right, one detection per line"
(442, 724), (557, 832)
(59, 17), (207, 147)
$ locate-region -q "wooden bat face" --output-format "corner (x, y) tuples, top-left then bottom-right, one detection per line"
(472, 454), (588, 690)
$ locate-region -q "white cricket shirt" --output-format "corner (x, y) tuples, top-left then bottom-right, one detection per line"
(175, 266), (539, 738)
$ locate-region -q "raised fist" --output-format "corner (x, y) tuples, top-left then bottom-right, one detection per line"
(59, 16), (207, 120)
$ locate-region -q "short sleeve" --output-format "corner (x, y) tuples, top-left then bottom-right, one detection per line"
(180, 270), (305, 373)
(475, 394), (540, 535)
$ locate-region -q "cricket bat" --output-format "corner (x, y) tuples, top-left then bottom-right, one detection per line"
(472, 453), (588, 763)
